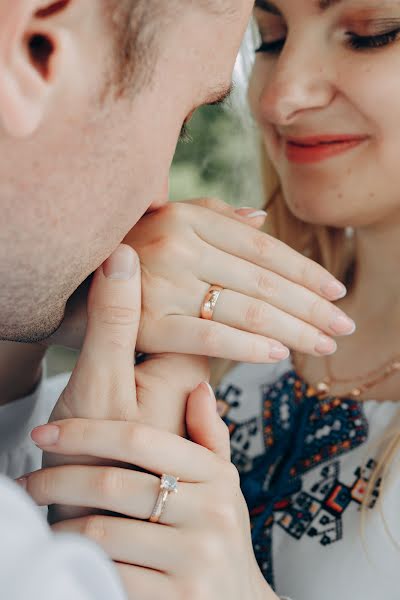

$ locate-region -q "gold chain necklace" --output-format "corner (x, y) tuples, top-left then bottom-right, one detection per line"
(293, 351), (400, 399)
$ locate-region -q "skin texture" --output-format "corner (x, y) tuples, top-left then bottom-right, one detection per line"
(249, 0), (400, 400)
(0, 0), (252, 342)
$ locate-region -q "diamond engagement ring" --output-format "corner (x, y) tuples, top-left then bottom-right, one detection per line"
(149, 474), (180, 524)
(200, 285), (224, 320)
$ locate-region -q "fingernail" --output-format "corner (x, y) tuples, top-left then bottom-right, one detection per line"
(201, 381), (215, 400)
(330, 312), (356, 336)
(103, 245), (138, 281)
(315, 334), (337, 356)
(31, 424), (60, 446)
(269, 343), (290, 361)
(321, 279), (347, 301)
(235, 207), (268, 219)
(15, 476), (28, 490)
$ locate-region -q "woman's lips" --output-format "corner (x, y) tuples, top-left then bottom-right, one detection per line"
(284, 134), (368, 165)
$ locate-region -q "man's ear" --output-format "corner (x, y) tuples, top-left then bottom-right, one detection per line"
(0, 0), (73, 137)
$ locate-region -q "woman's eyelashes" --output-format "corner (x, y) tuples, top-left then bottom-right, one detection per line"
(346, 28), (400, 50)
(255, 28), (400, 55)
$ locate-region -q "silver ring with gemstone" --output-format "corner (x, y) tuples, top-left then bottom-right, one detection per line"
(149, 474), (179, 524)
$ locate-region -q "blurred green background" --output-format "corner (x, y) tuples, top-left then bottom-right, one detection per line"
(47, 103), (262, 376)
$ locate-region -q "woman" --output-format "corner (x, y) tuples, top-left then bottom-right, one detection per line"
(15, 0), (400, 598)
(217, 0), (400, 597)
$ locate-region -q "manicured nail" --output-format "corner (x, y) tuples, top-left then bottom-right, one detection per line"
(15, 477), (28, 490)
(201, 381), (215, 400)
(235, 207), (268, 219)
(103, 244), (138, 281)
(31, 424), (60, 446)
(269, 343), (290, 361)
(330, 312), (356, 336)
(315, 334), (337, 356)
(321, 279), (347, 301)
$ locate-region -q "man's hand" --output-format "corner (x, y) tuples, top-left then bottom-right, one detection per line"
(44, 244), (208, 524)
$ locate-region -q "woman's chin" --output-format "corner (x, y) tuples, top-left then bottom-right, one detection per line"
(285, 197), (351, 228)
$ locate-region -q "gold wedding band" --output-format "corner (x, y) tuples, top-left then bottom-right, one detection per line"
(149, 474), (179, 524)
(200, 285), (224, 321)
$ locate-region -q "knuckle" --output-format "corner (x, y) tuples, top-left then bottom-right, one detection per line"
(155, 202), (190, 232)
(122, 422), (146, 455)
(96, 468), (125, 499)
(143, 234), (192, 266)
(163, 200), (187, 220)
(188, 531), (223, 566)
(82, 515), (107, 544)
(251, 231), (276, 258)
(200, 489), (238, 531)
(244, 302), (270, 330)
(255, 271), (276, 299)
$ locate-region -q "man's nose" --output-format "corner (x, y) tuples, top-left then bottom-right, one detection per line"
(258, 42), (334, 127)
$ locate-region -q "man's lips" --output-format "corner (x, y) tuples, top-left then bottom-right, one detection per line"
(283, 134), (369, 164)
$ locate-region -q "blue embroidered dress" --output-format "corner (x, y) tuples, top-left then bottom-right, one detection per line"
(217, 359), (400, 600)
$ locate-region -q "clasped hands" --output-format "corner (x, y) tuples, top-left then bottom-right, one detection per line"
(18, 199), (354, 599)
(19, 243), (277, 600)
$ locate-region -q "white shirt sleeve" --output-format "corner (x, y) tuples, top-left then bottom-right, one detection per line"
(0, 371), (127, 599)
(0, 475), (127, 600)
(0, 370), (70, 479)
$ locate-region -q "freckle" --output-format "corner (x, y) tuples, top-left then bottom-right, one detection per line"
(337, 193), (343, 199)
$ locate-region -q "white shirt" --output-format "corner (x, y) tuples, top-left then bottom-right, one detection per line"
(0, 373), (127, 600)
(217, 359), (400, 600)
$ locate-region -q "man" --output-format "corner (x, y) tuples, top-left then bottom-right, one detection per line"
(0, 1), (253, 597)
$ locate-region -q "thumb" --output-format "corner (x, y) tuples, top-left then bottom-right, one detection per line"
(186, 382), (231, 461)
(184, 197), (267, 229)
(60, 244), (141, 421)
(44, 245), (141, 525)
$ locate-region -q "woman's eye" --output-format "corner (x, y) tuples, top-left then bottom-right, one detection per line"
(347, 28), (400, 50)
(255, 38), (286, 54)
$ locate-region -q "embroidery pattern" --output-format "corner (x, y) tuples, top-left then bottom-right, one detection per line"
(217, 370), (376, 587)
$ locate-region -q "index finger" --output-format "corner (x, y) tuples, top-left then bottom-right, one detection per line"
(32, 419), (218, 483)
(194, 210), (346, 301)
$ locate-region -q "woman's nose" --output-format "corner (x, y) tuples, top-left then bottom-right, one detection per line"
(258, 43), (335, 127)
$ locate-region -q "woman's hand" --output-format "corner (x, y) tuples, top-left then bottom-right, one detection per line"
(49, 198), (355, 363)
(22, 382), (278, 600)
(125, 198), (355, 361)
